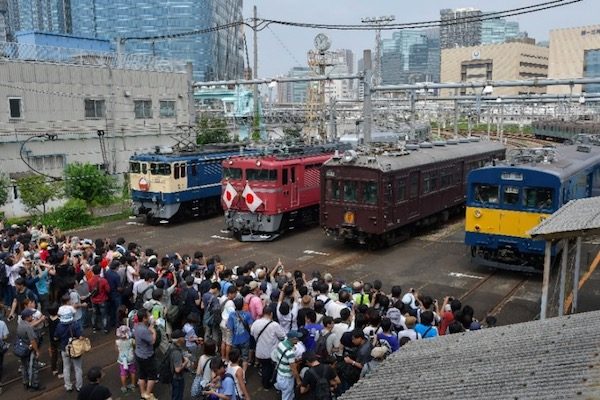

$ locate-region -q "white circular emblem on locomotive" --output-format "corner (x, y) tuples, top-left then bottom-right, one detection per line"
(139, 177), (149, 191)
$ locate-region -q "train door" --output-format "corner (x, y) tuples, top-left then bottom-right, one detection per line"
(290, 165), (299, 207)
(406, 171), (420, 221)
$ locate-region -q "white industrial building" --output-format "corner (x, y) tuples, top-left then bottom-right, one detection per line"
(0, 41), (193, 217)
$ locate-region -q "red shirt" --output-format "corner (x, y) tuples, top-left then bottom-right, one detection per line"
(88, 275), (110, 304)
(439, 310), (455, 336)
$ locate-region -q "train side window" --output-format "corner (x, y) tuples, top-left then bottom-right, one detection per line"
(473, 184), (499, 204)
(191, 164), (197, 176)
(396, 178), (406, 203)
(129, 162), (140, 173)
(523, 187), (554, 210)
(174, 163), (180, 179)
(343, 181), (357, 202)
(409, 173), (419, 198)
(141, 163), (147, 174)
(503, 186), (520, 205)
(282, 169), (288, 185)
(291, 167), (296, 183)
(363, 182), (377, 204)
(150, 163), (170, 176)
(180, 164), (186, 178)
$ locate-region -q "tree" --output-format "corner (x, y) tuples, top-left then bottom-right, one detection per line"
(251, 109), (261, 142)
(195, 116), (231, 145)
(0, 174), (9, 208)
(17, 175), (61, 217)
(64, 162), (117, 208)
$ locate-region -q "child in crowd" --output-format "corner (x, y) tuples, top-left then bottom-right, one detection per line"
(115, 325), (137, 394)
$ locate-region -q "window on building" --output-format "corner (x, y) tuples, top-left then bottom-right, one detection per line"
(9, 97), (22, 119)
(84, 99), (106, 119)
(29, 154), (65, 171)
(159, 100), (176, 118)
(584, 49), (600, 93)
(134, 100), (152, 119)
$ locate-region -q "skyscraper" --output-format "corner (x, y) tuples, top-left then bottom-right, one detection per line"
(381, 29), (440, 85)
(440, 8), (482, 49)
(481, 18), (521, 44)
(71, 0), (244, 81)
(7, 0), (244, 81)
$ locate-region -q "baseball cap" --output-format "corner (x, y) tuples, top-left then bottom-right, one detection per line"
(287, 330), (304, 339)
(21, 308), (36, 319)
(248, 281), (259, 290)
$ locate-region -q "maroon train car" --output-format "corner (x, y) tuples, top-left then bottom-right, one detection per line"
(320, 138), (506, 247)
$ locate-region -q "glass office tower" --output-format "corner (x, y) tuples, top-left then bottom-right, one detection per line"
(382, 30), (440, 85)
(71, 0), (244, 81)
(584, 49), (600, 93)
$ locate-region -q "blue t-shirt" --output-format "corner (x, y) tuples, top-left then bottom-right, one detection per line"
(35, 270), (49, 296)
(227, 311), (254, 346)
(304, 323), (323, 352)
(415, 323), (438, 339)
(377, 332), (400, 352)
(220, 280), (233, 297)
(219, 374), (237, 400)
(104, 269), (121, 294)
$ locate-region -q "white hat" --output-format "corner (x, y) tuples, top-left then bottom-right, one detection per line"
(402, 293), (417, 309)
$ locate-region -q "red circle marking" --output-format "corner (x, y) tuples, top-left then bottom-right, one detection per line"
(246, 193), (254, 204)
(226, 191), (232, 201)
(139, 178), (149, 191)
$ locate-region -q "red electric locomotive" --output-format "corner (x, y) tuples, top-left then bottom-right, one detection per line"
(221, 144), (350, 241)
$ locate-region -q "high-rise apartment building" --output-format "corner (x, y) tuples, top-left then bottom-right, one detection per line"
(6, 0), (244, 82)
(440, 8), (482, 49)
(324, 49), (355, 100)
(381, 29), (440, 85)
(277, 67), (312, 104)
(0, 0), (8, 41)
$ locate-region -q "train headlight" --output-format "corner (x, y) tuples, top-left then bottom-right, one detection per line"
(256, 160), (261, 167)
(228, 160), (233, 165)
(475, 225), (481, 231)
(344, 211), (355, 225)
(474, 209), (482, 218)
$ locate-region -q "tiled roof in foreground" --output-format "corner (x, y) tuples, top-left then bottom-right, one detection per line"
(341, 310), (600, 400)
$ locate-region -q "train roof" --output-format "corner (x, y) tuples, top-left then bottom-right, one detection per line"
(472, 143), (600, 180)
(226, 143), (351, 163)
(130, 146), (254, 162)
(323, 139), (506, 172)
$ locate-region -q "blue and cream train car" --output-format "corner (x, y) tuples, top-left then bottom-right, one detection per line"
(129, 146), (253, 223)
(465, 143), (600, 272)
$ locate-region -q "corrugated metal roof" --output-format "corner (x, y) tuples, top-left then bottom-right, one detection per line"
(529, 196), (600, 239)
(340, 310), (600, 400)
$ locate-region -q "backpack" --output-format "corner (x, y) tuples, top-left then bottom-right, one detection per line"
(134, 285), (154, 310)
(315, 331), (332, 360)
(309, 366), (332, 400)
(203, 295), (221, 327)
(157, 344), (178, 384)
(0, 260), (8, 286)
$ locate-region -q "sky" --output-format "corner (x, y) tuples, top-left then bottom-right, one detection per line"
(242, 0), (598, 78)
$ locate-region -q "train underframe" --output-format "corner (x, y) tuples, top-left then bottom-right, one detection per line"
(133, 196), (221, 224)
(325, 204), (464, 249)
(225, 205), (320, 242)
(470, 245), (550, 274)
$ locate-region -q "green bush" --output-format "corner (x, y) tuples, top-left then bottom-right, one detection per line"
(42, 199), (92, 231)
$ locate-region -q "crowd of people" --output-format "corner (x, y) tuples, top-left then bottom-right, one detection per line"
(0, 220), (497, 400)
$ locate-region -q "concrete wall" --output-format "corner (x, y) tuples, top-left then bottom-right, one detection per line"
(548, 25), (600, 94)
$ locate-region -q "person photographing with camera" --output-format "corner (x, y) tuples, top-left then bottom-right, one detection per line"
(134, 309), (158, 400)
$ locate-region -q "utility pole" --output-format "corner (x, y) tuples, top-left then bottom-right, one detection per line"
(361, 16), (395, 87)
(363, 49), (373, 144)
(252, 5), (259, 140)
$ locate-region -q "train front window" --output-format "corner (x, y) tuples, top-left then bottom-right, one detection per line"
(329, 180), (341, 200)
(150, 163), (171, 176)
(247, 169), (277, 181)
(363, 182), (377, 204)
(473, 184), (499, 204)
(523, 187), (554, 210)
(224, 168), (242, 180)
(503, 186), (520, 205)
(129, 162), (140, 173)
(343, 181), (357, 202)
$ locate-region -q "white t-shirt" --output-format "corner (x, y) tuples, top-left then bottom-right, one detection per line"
(398, 329), (421, 341)
(326, 301), (348, 320)
(0, 320), (9, 341)
(220, 298), (235, 329)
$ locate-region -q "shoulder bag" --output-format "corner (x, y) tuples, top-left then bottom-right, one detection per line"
(66, 324), (91, 358)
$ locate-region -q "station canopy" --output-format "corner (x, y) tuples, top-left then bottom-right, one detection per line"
(529, 197), (600, 240)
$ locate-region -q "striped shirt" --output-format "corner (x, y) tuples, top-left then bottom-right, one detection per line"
(271, 339), (295, 378)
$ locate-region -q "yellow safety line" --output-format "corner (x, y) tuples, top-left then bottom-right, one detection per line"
(564, 249), (600, 313)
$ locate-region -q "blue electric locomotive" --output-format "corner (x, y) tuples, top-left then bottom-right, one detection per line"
(129, 145), (255, 223)
(465, 138), (600, 272)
